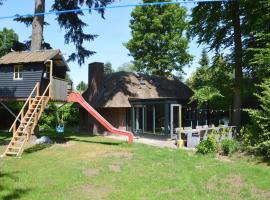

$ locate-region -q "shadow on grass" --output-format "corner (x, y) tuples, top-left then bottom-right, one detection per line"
(67, 138), (121, 146)
(52, 134), (122, 146)
(0, 132), (12, 146)
(24, 144), (52, 154)
(40, 130), (123, 146)
(0, 172), (31, 200)
(256, 157), (270, 166)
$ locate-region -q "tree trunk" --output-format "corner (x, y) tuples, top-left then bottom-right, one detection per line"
(31, 0), (45, 51)
(231, 1), (243, 130)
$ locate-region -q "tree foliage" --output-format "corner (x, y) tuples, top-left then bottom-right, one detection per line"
(244, 79), (270, 158)
(188, 0), (270, 127)
(126, 0), (192, 76)
(39, 103), (79, 129)
(116, 62), (136, 72)
(104, 62), (114, 74)
(15, 0), (114, 65)
(190, 86), (223, 107)
(0, 28), (27, 57)
(188, 52), (233, 109)
(76, 81), (88, 93)
(242, 32), (270, 158)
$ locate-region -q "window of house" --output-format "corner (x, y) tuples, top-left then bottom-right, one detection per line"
(14, 65), (23, 80)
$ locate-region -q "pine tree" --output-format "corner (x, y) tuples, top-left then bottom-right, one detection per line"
(76, 81), (88, 93)
(245, 78), (270, 158)
(104, 62), (114, 75)
(199, 48), (209, 68)
(15, 0), (114, 65)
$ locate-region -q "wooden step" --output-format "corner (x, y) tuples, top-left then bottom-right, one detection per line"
(8, 146), (21, 150)
(5, 151), (18, 155)
(22, 121), (34, 124)
(12, 138), (24, 143)
(13, 135), (24, 138)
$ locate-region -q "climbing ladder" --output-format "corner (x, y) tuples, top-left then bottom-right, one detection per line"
(3, 82), (51, 157)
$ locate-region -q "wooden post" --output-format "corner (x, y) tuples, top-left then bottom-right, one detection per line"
(144, 106), (147, 132)
(37, 82), (40, 96)
(13, 124), (16, 136)
(179, 105), (182, 139)
(48, 60), (53, 98)
(164, 104), (169, 135)
(142, 106), (145, 134)
(131, 106), (135, 133)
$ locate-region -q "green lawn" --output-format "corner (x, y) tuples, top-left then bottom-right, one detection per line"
(0, 131), (270, 200)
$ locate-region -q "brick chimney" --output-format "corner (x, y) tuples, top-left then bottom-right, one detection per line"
(88, 62), (104, 103)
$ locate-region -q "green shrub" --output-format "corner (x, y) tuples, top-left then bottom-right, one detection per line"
(243, 78), (270, 158)
(221, 139), (239, 156)
(39, 102), (79, 130)
(196, 135), (218, 154)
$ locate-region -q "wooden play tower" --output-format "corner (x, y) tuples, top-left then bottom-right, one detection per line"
(0, 50), (133, 157)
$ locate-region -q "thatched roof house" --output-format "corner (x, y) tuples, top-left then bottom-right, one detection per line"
(83, 70), (192, 108)
(80, 62), (193, 139)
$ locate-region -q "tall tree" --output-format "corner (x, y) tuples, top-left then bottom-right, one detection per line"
(104, 62), (114, 74)
(199, 48), (209, 67)
(117, 62), (136, 72)
(126, 0), (192, 76)
(76, 81), (88, 93)
(16, 0), (114, 65)
(189, 1), (244, 128)
(31, 0), (45, 50)
(0, 28), (26, 57)
(188, 53), (233, 109)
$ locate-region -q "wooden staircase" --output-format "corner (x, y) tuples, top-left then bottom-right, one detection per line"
(2, 82), (51, 157)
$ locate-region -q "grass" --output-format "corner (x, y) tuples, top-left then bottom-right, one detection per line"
(0, 131), (270, 200)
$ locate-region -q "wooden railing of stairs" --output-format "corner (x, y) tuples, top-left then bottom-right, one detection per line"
(2, 82), (51, 157)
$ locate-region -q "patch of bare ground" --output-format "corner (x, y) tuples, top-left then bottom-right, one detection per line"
(109, 164), (121, 172)
(56, 141), (75, 147)
(83, 168), (100, 177)
(77, 184), (112, 200)
(98, 151), (133, 160)
(216, 154), (232, 163)
(251, 188), (270, 199)
(206, 174), (270, 199)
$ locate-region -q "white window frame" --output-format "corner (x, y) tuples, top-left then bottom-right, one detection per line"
(13, 65), (23, 80)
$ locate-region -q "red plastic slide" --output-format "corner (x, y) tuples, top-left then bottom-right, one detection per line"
(67, 92), (133, 144)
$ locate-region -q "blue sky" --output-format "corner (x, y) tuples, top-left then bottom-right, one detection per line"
(0, 0), (206, 86)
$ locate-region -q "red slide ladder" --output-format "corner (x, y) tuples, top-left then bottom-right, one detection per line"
(67, 92), (133, 144)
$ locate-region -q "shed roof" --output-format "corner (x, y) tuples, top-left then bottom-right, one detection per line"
(84, 72), (193, 108)
(0, 49), (69, 70)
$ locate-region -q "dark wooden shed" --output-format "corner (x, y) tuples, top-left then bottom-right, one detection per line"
(0, 49), (69, 100)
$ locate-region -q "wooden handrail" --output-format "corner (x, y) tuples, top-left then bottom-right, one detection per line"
(22, 82), (51, 136)
(9, 82), (40, 132)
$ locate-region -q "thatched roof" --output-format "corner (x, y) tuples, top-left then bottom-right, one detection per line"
(85, 71), (193, 108)
(0, 49), (69, 70)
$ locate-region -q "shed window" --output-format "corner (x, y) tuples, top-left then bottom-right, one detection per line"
(14, 65), (23, 80)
